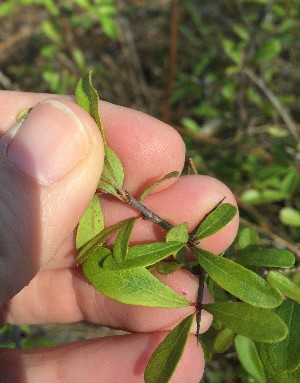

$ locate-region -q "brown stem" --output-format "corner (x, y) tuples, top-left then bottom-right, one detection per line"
(196, 267), (206, 344)
(116, 188), (174, 231)
(112, 186), (207, 342)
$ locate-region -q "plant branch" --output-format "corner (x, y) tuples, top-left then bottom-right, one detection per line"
(243, 68), (300, 142)
(195, 266), (206, 343)
(116, 188), (174, 231)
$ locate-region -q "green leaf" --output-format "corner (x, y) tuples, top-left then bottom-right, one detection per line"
(195, 203), (237, 241)
(174, 247), (187, 264)
(75, 71), (104, 138)
(199, 333), (213, 363)
(203, 302), (288, 342)
(213, 328), (235, 353)
(16, 108), (32, 122)
(237, 227), (260, 250)
(240, 189), (289, 205)
(144, 314), (194, 383)
(258, 300), (300, 372)
(258, 345), (300, 383)
(278, 19), (297, 33)
(279, 207), (300, 227)
(207, 278), (229, 302)
(232, 24), (250, 41)
(156, 261), (184, 275)
(237, 249), (295, 268)
(181, 118), (200, 133)
(267, 126), (288, 138)
(267, 271), (300, 303)
(0, 2), (14, 18)
(82, 249), (190, 308)
(194, 248), (283, 308)
(76, 195), (104, 250)
(75, 71), (105, 137)
(254, 40), (281, 63)
(112, 218), (136, 263)
(104, 242), (184, 270)
(98, 145), (124, 194)
(280, 168), (300, 194)
(140, 171), (179, 202)
(235, 335), (266, 383)
(166, 223), (189, 244)
(41, 20), (61, 44)
(222, 38), (243, 65)
(77, 218), (134, 264)
(76, 72), (124, 194)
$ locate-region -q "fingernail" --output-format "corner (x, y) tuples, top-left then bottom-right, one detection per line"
(6, 99), (89, 185)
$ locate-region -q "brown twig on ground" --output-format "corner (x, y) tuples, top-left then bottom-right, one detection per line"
(235, 195), (273, 233)
(0, 70), (19, 90)
(0, 26), (32, 60)
(173, 123), (221, 145)
(162, 0), (179, 124)
(243, 68), (300, 142)
(116, 1), (154, 113)
(236, 196), (300, 258)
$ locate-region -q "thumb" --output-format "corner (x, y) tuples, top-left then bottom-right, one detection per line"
(0, 98), (104, 306)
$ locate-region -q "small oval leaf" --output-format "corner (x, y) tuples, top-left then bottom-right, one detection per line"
(203, 302), (288, 342)
(258, 344), (300, 383)
(195, 203), (237, 240)
(241, 189), (289, 205)
(82, 249), (190, 307)
(235, 335), (266, 383)
(237, 227), (260, 250)
(76, 72), (124, 194)
(112, 218), (136, 263)
(237, 249), (295, 268)
(140, 171), (179, 202)
(213, 328), (235, 353)
(267, 271), (300, 303)
(76, 71), (104, 137)
(166, 223), (189, 244)
(194, 248), (283, 308)
(279, 207), (300, 227)
(99, 145), (125, 194)
(259, 300), (300, 372)
(144, 314), (195, 383)
(76, 195), (104, 250)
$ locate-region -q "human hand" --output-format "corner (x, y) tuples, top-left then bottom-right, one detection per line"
(0, 92), (239, 382)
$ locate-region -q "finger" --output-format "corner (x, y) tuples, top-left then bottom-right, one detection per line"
(0, 332), (204, 383)
(99, 102), (186, 195)
(0, 93), (186, 195)
(0, 98), (104, 306)
(3, 267), (212, 335)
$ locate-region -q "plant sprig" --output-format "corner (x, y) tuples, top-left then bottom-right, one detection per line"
(75, 72), (296, 383)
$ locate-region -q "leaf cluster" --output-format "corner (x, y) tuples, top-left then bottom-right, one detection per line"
(202, 227), (300, 383)
(75, 73), (298, 383)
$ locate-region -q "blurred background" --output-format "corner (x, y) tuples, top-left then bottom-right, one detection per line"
(0, 0), (299, 382)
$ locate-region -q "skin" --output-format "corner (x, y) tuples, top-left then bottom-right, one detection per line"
(0, 91), (239, 382)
